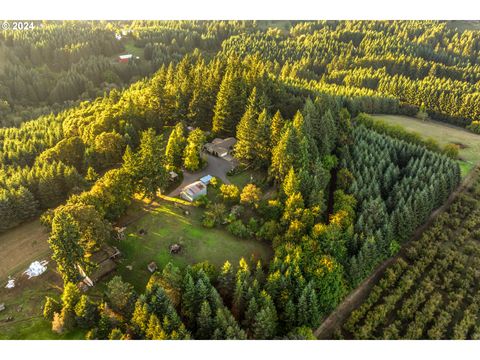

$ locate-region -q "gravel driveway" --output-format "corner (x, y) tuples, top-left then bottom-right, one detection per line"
(168, 153), (237, 197)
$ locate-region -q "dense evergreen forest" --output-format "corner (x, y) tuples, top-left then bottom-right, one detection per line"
(0, 20), (471, 339)
(0, 21), (254, 127)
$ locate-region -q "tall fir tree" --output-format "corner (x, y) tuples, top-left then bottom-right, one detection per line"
(234, 88), (261, 164)
(165, 123), (187, 170)
(48, 212), (85, 284)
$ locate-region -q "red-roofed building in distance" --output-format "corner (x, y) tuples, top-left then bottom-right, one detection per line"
(118, 54), (133, 63)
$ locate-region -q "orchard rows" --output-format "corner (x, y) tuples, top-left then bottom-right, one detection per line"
(337, 171), (480, 339)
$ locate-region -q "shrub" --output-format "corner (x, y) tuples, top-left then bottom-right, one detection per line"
(51, 312), (65, 334)
(258, 199), (283, 220)
(203, 203), (227, 227)
(43, 296), (61, 321)
(284, 327), (317, 340)
(416, 103), (429, 121)
(227, 219), (249, 238)
(75, 295), (99, 329)
(256, 220), (281, 241)
(209, 176), (219, 188)
(52, 307), (75, 334)
(227, 164), (245, 176)
(220, 184), (240, 204)
(191, 261), (218, 282)
(40, 209), (55, 229)
(202, 215), (216, 228)
(467, 120), (480, 134)
(443, 143), (460, 159)
(194, 195), (210, 208)
(109, 328), (124, 340)
(423, 137), (442, 153)
(240, 184), (262, 207)
(247, 217), (260, 235)
(226, 205), (243, 224)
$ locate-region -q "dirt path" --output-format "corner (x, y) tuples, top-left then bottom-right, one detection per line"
(314, 165), (480, 339)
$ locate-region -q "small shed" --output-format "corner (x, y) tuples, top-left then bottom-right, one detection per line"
(0, 303), (5, 312)
(180, 181), (207, 202)
(118, 54), (133, 63)
(200, 174), (213, 185)
(169, 171), (179, 181)
(147, 262), (158, 273)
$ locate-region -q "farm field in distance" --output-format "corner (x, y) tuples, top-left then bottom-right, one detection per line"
(372, 114), (480, 176)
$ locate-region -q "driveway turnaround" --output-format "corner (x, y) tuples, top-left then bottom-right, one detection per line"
(168, 153), (236, 197)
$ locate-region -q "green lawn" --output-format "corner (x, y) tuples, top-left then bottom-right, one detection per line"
(371, 114), (480, 177)
(228, 169), (268, 189)
(114, 199), (272, 290)
(123, 40), (144, 58)
(0, 317), (86, 340)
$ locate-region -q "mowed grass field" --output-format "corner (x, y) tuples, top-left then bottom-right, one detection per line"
(371, 115), (480, 177)
(0, 219), (51, 282)
(114, 197), (273, 290)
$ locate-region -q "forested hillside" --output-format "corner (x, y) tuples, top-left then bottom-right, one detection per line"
(3, 21), (480, 129)
(222, 21), (480, 127)
(0, 20), (473, 340)
(0, 20), (258, 127)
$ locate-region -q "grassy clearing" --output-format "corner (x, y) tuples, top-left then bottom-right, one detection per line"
(123, 40), (144, 58)
(371, 114), (480, 177)
(447, 20), (480, 31)
(114, 198), (273, 290)
(0, 267), (86, 340)
(228, 169), (268, 189)
(257, 20), (293, 31)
